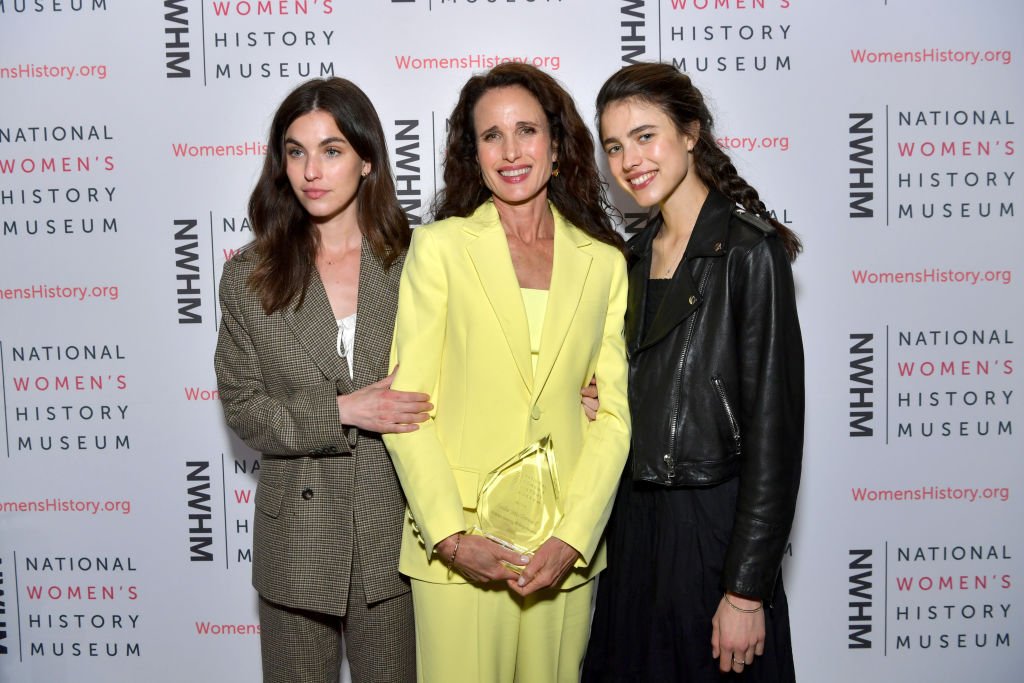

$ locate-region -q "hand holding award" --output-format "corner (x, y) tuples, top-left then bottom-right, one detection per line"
(473, 435), (562, 572)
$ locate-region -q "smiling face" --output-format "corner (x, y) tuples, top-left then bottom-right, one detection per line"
(472, 85), (557, 209)
(600, 97), (700, 210)
(284, 109), (370, 227)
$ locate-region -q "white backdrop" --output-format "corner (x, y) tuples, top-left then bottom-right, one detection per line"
(1, 1), (1021, 681)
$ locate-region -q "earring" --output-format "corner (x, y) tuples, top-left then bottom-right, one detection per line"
(551, 160), (560, 178)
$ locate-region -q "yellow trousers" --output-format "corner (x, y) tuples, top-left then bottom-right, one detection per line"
(411, 578), (594, 683)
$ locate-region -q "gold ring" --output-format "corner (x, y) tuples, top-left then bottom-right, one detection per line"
(733, 657), (745, 665)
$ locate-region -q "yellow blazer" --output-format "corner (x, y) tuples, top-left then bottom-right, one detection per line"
(384, 200), (630, 588)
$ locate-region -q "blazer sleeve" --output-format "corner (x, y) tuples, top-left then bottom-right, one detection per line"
(214, 258), (351, 457)
(552, 250), (631, 565)
(383, 227), (466, 557)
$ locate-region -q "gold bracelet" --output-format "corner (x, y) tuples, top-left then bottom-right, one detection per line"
(446, 533), (463, 579)
(724, 593), (763, 614)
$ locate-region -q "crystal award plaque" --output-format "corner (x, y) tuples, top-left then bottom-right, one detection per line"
(472, 435), (562, 570)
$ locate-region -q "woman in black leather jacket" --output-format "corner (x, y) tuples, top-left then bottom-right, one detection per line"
(583, 63), (804, 682)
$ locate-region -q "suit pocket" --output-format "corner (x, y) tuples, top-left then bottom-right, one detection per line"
(254, 480), (285, 519)
(452, 467), (479, 511)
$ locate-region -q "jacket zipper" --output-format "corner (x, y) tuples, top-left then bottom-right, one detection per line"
(711, 375), (741, 449)
(664, 261), (716, 480)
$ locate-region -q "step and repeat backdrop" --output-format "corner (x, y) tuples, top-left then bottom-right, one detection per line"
(1, 1), (1021, 681)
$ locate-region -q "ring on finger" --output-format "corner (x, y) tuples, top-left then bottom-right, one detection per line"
(732, 656), (745, 665)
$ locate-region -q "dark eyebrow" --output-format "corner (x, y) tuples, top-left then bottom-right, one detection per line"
(602, 124), (656, 146)
(478, 120), (543, 137)
(284, 136), (348, 148)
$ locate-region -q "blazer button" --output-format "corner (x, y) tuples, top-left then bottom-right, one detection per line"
(301, 487), (314, 500)
(531, 406), (542, 420)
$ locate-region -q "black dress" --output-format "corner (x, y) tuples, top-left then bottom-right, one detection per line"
(583, 278), (796, 682)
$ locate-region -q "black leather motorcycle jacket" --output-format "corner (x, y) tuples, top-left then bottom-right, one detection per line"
(625, 190), (804, 600)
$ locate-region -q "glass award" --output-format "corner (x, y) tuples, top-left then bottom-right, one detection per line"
(472, 435), (562, 572)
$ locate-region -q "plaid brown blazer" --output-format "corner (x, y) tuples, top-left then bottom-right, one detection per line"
(215, 240), (409, 616)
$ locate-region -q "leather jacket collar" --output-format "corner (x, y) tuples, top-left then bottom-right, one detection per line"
(625, 191), (734, 355)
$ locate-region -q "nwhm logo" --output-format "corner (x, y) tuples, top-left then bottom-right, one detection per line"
(174, 219), (203, 324)
(393, 120), (422, 226)
(849, 333), (874, 437)
(620, 0), (646, 64)
(848, 549), (873, 649)
(849, 114), (874, 218)
(186, 461), (214, 561)
(164, 0), (191, 78)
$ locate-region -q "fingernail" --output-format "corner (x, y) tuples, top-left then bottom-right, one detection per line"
(520, 555), (530, 564)
(517, 577), (525, 586)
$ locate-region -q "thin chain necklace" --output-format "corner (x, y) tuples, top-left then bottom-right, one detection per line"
(655, 240), (687, 278)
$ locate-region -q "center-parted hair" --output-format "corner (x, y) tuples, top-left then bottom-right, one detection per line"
(596, 62), (801, 261)
(248, 77), (410, 315)
(434, 63), (624, 252)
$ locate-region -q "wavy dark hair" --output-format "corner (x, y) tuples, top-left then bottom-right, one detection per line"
(434, 63), (624, 251)
(247, 77), (410, 314)
(596, 63), (801, 261)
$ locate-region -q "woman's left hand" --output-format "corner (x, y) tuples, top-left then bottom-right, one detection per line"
(711, 592), (765, 673)
(508, 536), (580, 597)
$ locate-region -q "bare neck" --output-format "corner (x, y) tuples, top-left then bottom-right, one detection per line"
(315, 217), (362, 256)
(493, 195), (554, 244)
(659, 179), (709, 246)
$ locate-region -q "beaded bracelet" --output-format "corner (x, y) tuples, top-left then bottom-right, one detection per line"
(724, 593), (763, 614)
(446, 533), (463, 579)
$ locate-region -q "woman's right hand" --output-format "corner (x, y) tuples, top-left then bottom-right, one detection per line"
(336, 369), (432, 434)
(581, 375), (600, 421)
(435, 533), (528, 584)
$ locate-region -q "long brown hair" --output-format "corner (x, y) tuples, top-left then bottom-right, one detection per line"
(248, 77), (410, 314)
(596, 63), (801, 261)
(434, 63), (624, 251)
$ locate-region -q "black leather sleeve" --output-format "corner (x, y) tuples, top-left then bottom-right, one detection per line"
(721, 235), (805, 601)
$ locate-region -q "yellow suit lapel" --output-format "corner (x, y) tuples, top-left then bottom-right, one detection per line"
(533, 213), (592, 400)
(464, 203), (534, 391)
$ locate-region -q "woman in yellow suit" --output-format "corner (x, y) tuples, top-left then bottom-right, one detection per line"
(384, 63), (631, 683)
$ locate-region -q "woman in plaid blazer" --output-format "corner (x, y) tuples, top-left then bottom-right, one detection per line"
(215, 78), (430, 683)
